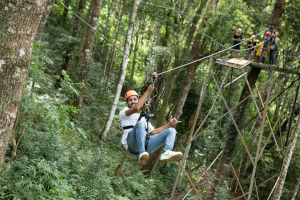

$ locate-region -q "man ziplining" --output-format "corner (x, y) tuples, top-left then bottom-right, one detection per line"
(119, 84), (183, 165)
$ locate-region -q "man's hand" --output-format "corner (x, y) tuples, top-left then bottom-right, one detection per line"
(147, 84), (154, 93)
(169, 115), (182, 126)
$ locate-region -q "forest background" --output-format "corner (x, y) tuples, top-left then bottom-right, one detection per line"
(0, 0), (300, 199)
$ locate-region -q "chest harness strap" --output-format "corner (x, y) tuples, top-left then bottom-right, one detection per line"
(122, 107), (152, 151)
(137, 107), (152, 151)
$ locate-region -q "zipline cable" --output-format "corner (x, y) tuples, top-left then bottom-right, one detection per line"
(156, 29), (267, 76)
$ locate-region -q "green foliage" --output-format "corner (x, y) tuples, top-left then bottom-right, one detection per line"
(2, 0), (300, 199)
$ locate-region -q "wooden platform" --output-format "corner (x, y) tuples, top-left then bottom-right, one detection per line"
(216, 58), (251, 69)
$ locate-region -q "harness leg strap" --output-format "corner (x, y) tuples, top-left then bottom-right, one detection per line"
(145, 134), (150, 151)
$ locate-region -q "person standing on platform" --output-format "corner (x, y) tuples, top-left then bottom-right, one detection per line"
(232, 28), (243, 58)
(246, 35), (256, 61)
(258, 31), (271, 63)
(269, 31), (280, 65)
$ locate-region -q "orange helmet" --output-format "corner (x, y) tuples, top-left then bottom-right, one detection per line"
(125, 90), (139, 101)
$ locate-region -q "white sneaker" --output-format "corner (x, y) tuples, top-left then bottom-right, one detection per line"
(139, 152), (149, 165)
(160, 151), (183, 163)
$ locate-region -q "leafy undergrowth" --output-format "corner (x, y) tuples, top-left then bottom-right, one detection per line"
(0, 26), (220, 200)
(0, 40), (193, 200)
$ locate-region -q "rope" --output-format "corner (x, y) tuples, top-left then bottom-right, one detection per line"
(245, 77), (300, 126)
(156, 29), (267, 76)
(182, 150), (223, 200)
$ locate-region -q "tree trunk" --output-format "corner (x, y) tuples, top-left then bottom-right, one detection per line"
(268, 0), (286, 28)
(104, 3), (123, 92)
(73, 0), (103, 110)
(143, 0), (212, 178)
(169, 39), (212, 197)
(99, 0), (113, 60)
(291, 177), (300, 200)
(157, 0), (208, 128)
(207, 0), (286, 198)
(143, 21), (162, 85)
(207, 68), (262, 200)
(171, 39), (212, 120)
(153, 11), (171, 113)
(141, 3), (181, 176)
(98, 2), (120, 92)
(130, 19), (144, 80)
(61, 0), (71, 25)
(239, 78), (273, 181)
(101, 0), (140, 140)
(273, 112), (300, 200)
(61, 0), (86, 73)
(0, 0), (47, 170)
(36, 0), (55, 40)
(74, 0), (94, 74)
(247, 74), (274, 200)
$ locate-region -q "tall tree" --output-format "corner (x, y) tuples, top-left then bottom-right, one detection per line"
(99, 2), (122, 91)
(153, 11), (171, 112)
(144, 0), (213, 178)
(207, 0), (286, 199)
(291, 176), (300, 200)
(74, 0), (94, 73)
(171, 0), (209, 120)
(155, 0), (209, 130)
(36, 0), (55, 40)
(101, 0), (141, 140)
(61, 0), (86, 74)
(143, 21), (162, 85)
(73, 0), (103, 109)
(141, 2), (181, 176)
(61, 0), (71, 25)
(104, 3), (123, 92)
(99, 0), (113, 61)
(130, 18), (144, 80)
(0, 0), (47, 170)
(273, 111), (300, 199)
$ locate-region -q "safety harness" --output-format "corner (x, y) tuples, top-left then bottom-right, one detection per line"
(122, 106), (153, 151)
(122, 72), (157, 152)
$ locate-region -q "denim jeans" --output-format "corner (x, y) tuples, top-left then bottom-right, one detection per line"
(126, 121), (176, 155)
(269, 49), (276, 65)
(258, 50), (267, 63)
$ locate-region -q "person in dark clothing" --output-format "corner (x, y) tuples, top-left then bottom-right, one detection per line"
(269, 31), (280, 65)
(232, 28), (243, 58)
(246, 35), (257, 61)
